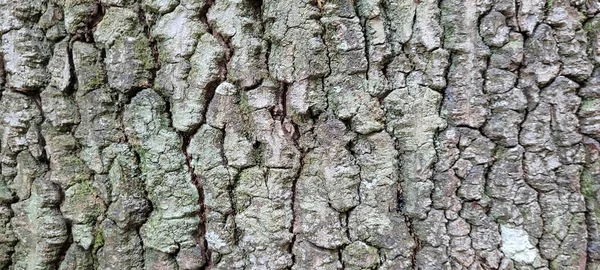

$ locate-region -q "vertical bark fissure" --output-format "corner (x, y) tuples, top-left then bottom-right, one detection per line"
(182, 133), (210, 268)
(0, 52), (4, 98)
(288, 154), (302, 269)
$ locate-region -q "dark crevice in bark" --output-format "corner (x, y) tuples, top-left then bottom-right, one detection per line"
(229, 170), (240, 243)
(286, 108), (305, 269)
(70, 0), (105, 44)
(380, 0), (397, 56)
(65, 38), (79, 97)
(175, 76), (220, 137)
(0, 52), (5, 99)
(218, 35), (233, 81)
(339, 248), (345, 269)
(264, 39), (272, 73)
(408, 1), (418, 44)
(168, 86), (213, 268)
(137, 5), (215, 267)
(514, 0), (524, 34)
(90, 1), (106, 32)
(288, 158), (302, 269)
(250, 0), (264, 26)
(198, 0), (213, 26)
(353, 0), (370, 81)
(241, 78), (264, 92)
(149, 38), (160, 85)
(271, 81), (289, 124)
(405, 211), (420, 270)
(181, 133), (210, 269)
(169, 3), (225, 259)
(203, 79), (219, 115)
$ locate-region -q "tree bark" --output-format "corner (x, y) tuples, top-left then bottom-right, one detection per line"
(0, 0), (599, 269)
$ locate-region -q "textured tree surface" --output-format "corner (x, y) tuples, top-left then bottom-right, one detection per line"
(2, 0), (600, 269)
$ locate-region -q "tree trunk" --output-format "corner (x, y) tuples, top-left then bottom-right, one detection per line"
(0, 0), (599, 269)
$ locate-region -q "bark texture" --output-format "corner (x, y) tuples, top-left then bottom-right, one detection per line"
(0, 0), (599, 269)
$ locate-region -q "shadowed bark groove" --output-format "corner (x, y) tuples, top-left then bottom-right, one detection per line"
(1, 0), (600, 269)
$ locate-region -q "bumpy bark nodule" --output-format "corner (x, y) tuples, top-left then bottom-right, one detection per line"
(1, 0), (600, 269)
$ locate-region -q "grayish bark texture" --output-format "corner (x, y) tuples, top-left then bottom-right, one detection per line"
(0, 0), (599, 269)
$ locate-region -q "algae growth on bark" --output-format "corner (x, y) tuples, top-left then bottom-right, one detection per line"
(0, 0), (599, 269)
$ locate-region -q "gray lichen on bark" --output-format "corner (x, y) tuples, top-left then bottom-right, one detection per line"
(0, 0), (600, 269)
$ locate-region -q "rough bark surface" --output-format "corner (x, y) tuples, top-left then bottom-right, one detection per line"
(0, 0), (599, 269)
